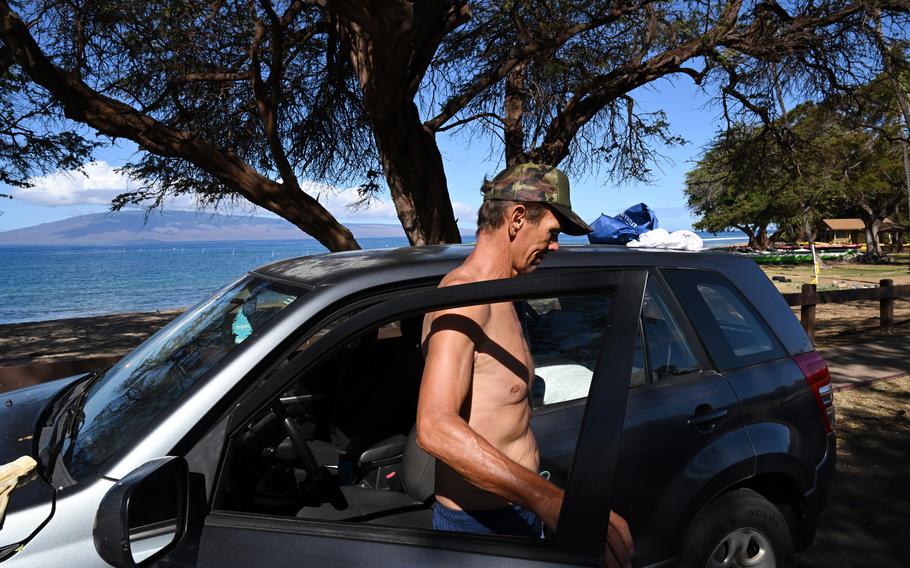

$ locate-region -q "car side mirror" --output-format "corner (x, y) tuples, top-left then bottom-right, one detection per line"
(93, 456), (188, 568)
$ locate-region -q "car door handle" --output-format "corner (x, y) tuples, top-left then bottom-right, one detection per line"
(687, 408), (728, 428)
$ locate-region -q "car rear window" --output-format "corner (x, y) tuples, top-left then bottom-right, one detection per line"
(662, 268), (785, 370)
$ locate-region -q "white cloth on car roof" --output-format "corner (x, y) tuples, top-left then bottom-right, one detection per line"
(626, 228), (704, 251)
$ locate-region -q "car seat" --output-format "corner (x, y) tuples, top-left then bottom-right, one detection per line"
(296, 424), (436, 528)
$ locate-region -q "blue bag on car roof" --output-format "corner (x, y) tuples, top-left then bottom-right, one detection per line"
(587, 203), (658, 244)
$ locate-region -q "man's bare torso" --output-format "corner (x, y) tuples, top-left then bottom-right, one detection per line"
(422, 271), (540, 511)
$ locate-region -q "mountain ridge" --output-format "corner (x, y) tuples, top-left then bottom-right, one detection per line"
(0, 210), (475, 245)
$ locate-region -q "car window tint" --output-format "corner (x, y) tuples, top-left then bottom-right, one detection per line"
(641, 283), (700, 381)
(696, 283), (776, 358)
(662, 269), (785, 370)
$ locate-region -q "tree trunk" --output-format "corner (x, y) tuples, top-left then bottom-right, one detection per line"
(338, 1), (467, 246)
(737, 224), (764, 250)
(800, 218), (816, 242)
(756, 225), (771, 250)
(903, 140), (910, 258)
(371, 102), (464, 245)
(864, 218), (883, 257)
(504, 62), (527, 166)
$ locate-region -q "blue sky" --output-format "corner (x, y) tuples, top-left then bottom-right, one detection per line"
(0, 79), (718, 234)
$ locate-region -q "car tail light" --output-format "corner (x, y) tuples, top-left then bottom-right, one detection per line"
(793, 351), (835, 433)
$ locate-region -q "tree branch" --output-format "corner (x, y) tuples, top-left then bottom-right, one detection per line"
(0, 0), (358, 250)
(722, 83), (773, 126)
(677, 66), (708, 85)
(524, 0), (888, 165)
(425, 2), (653, 132)
(435, 112), (505, 132)
(250, 11), (299, 190)
(179, 71), (252, 83)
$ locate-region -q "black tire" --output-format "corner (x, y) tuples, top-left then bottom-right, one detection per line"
(679, 488), (794, 568)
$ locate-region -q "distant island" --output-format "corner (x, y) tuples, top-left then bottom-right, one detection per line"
(0, 210), (474, 245)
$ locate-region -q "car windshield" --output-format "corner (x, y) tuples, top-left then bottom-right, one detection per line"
(60, 276), (302, 480)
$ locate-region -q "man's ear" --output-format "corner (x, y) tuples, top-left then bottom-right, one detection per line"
(508, 204), (527, 238)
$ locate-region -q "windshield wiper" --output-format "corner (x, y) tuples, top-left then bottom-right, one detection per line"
(39, 369), (106, 481)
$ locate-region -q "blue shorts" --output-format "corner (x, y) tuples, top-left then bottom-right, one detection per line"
(432, 502), (544, 538)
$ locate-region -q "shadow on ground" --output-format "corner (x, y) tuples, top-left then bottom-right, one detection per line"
(818, 336), (910, 386)
(0, 310), (182, 367)
(795, 380), (910, 567)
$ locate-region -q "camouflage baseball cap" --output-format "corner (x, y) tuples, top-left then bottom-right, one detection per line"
(483, 163), (592, 235)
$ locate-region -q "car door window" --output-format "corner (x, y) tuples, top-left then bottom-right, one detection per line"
(697, 283), (776, 357)
(524, 293), (613, 406)
(640, 282), (700, 381)
(629, 282), (699, 386)
(630, 324), (648, 387)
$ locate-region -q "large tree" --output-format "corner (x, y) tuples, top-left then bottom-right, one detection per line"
(685, 125), (794, 250)
(3, 1), (910, 249)
(831, 94), (907, 257)
(687, 83), (907, 255)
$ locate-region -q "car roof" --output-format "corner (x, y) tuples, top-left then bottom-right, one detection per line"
(251, 244), (741, 289)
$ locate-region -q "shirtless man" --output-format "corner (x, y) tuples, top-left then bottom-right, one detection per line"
(416, 164), (634, 568)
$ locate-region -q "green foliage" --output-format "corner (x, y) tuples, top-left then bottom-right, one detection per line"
(3, 0), (376, 205)
(687, 60), (910, 247)
(0, 52), (100, 188)
(685, 125), (791, 237)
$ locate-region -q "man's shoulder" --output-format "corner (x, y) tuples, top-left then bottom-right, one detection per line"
(438, 266), (478, 289)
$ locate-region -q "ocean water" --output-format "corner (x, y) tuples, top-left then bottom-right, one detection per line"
(0, 232), (746, 324)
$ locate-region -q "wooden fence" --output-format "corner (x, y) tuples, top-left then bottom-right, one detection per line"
(782, 279), (910, 339)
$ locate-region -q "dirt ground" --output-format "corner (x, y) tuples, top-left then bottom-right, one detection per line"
(795, 375), (910, 567)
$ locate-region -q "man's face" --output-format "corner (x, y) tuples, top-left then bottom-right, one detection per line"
(514, 207), (561, 275)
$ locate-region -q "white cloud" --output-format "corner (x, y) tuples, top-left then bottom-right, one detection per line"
(13, 161), (134, 206)
(15, 161), (478, 228)
(312, 182), (476, 227)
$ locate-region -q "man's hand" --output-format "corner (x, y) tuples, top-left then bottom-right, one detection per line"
(601, 511), (634, 568)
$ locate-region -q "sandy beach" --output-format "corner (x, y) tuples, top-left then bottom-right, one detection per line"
(0, 309), (183, 368)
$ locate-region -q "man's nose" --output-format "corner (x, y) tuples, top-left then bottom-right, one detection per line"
(548, 241), (559, 252)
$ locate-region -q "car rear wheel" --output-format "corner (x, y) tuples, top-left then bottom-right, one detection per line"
(680, 488), (794, 568)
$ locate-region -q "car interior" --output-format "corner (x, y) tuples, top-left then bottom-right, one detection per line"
(217, 298), (596, 532)
(219, 314), (434, 527)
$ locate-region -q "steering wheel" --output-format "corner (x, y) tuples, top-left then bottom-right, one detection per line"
(269, 401), (323, 481)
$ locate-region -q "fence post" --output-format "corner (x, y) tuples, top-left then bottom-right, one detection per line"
(801, 283), (817, 340)
(880, 279), (894, 334)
